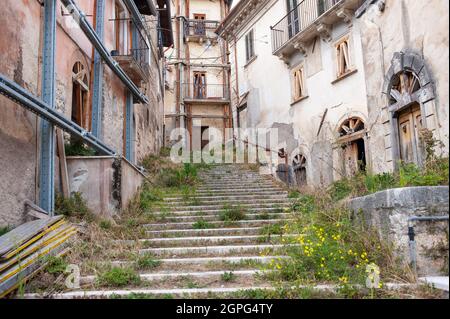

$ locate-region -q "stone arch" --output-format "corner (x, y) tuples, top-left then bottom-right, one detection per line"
(335, 112), (368, 135)
(382, 51), (436, 168)
(289, 144), (312, 187)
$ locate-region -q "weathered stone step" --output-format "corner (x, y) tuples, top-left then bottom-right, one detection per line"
(157, 202), (292, 211)
(143, 218), (295, 230)
(154, 212), (291, 223)
(145, 226), (265, 237)
(81, 269), (262, 285)
(140, 243), (292, 257)
(195, 185), (281, 191)
(163, 194), (288, 202)
(153, 206), (289, 215)
(167, 191), (288, 198)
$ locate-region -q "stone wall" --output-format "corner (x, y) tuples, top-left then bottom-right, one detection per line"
(348, 186), (449, 276)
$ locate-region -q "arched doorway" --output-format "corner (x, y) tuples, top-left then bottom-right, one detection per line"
(292, 153), (307, 187)
(383, 52), (436, 169)
(337, 117), (366, 177)
(71, 61), (89, 129)
(389, 70), (423, 165)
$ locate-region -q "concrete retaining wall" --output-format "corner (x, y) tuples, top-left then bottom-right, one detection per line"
(348, 186), (449, 276)
(66, 156), (145, 218)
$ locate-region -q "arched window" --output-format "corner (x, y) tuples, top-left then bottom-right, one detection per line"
(338, 117), (366, 176)
(292, 153), (307, 187)
(71, 62), (89, 129)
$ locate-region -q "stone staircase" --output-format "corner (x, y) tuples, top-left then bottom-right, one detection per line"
(27, 164), (295, 298)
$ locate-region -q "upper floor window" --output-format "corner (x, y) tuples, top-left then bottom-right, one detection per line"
(193, 13), (206, 36)
(114, 0), (131, 55)
(245, 29), (255, 62)
(71, 62), (89, 129)
(335, 35), (351, 78)
(291, 64), (307, 103)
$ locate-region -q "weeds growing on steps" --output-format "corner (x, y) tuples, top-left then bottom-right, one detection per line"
(96, 266), (141, 288)
(220, 204), (247, 222)
(135, 253), (161, 270)
(221, 271), (236, 282)
(192, 219), (215, 229)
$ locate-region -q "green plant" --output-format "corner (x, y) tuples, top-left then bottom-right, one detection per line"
(45, 256), (68, 275)
(97, 267), (141, 287)
(288, 191), (301, 199)
(260, 223), (284, 236)
(64, 140), (96, 156)
(220, 205), (247, 221)
(0, 226), (10, 237)
(55, 192), (91, 218)
(99, 219), (112, 230)
(192, 219), (215, 229)
(328, 179), (353, 201)
(221, 271), (235, 282)
(135, 254), (161, 270)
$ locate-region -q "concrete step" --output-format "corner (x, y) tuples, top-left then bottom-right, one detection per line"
(154, 212), (291, 223)
(163, 194), (288, 202)
(145, 226), (265, 237)
(153, 207), (290, 216)
(155, 202), (292, 212)
(195, 186), (282, 191)
(81, 269), (263, 285)
(143, 218), (295, 230)
(140, 243), (293, 257)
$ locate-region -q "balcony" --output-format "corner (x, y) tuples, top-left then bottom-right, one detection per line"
(182, 83), (230, 104)
(271, 0), (362, 58)
(111, 19), (150, 85)
(184, 19), (220, 43)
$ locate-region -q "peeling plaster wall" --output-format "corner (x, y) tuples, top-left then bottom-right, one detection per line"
(359, 0), (449, 174)
(0, 0), (166, 227)
(0, 0), (42, 228)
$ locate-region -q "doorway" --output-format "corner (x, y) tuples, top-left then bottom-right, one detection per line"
(201, 126), (209, 150)
(397, 103), (423, 166)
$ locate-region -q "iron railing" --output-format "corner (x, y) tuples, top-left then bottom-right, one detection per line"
(271, 0), (342, 53)
(111, 18), (150, 73)
(182, 83), (229, 100)
(184, 19), (220, 39)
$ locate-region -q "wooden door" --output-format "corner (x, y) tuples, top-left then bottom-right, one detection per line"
(343, 142), (359, 177)
(193, 72), (207, 98)
(398, 104), (423, 165)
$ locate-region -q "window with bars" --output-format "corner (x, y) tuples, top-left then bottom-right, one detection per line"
(245, 29), (255, 62)
(335, 36), (351, 77)
(292, 65), (306, 101)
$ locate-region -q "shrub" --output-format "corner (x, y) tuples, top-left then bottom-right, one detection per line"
(99, 219), (112, 230)
(0, 226), (10, 237)
(221, 272), (235, 282)
(97, 267), (141, 287)
(328, 179), (353, 201)
(64, 140), (96, 156)
(55, 192), (91, 218)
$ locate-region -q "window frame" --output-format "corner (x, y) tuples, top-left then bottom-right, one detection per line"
(290, 63), (308, 104)
(245, 29), (256, 63)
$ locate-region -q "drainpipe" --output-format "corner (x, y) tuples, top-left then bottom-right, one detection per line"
(407, 215), (449, 274)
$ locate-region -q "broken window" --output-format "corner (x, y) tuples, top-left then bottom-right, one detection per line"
(293, 154), (307, 187)
(245, 29), (255, 62)
(292, 65), (306, 101)
(193, 13), (206, 36)
(193, 72), (207, 98)
(71, 62), (89, 129)
(335, 36), (351, 78)
(338, 117), (366, 177)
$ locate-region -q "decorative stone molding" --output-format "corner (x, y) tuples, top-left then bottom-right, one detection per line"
(336, 8), (354, 24)
(293, 40), (308, 56)
(316, 23), (332, 42)
(275, 52), (290, 64)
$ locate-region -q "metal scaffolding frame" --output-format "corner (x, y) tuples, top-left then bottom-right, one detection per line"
(39, 0), (57, 214)
(0, 74), (116, 156)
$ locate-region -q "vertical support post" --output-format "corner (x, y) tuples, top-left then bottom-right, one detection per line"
(125, 91), (134, 162)
(39, 0), (57, 215)
(92, 0), (105, 138)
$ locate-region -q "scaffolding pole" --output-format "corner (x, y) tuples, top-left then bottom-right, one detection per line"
(39, 0), (57, 215)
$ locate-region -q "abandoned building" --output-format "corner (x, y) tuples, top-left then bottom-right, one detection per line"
(0, 0), (173, 227)
(216, 0), (449, 188)
(164, 0), (233, 150)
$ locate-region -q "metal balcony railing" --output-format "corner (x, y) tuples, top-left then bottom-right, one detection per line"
(111, 18), (150, 74)
(184, 19), (220, 39)
(271, 0), (342, 53)
(183, 83), (229, 100)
